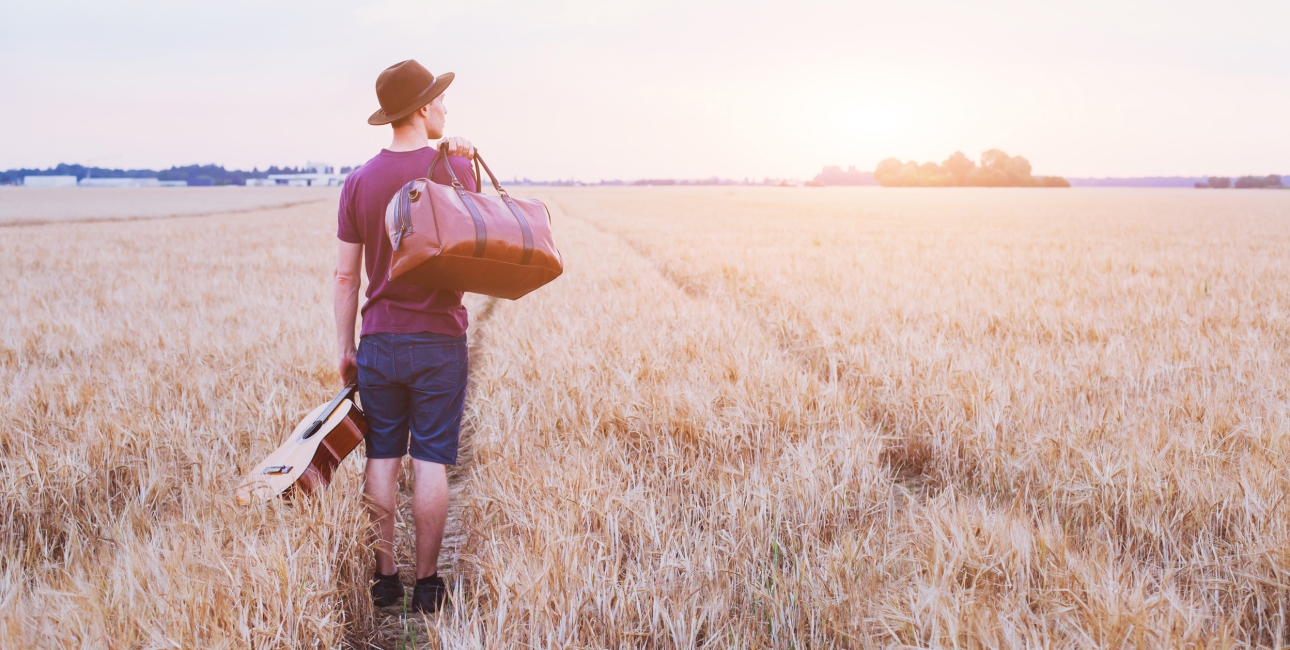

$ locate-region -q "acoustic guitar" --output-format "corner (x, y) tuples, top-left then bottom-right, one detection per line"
(237, 382), (368, 503)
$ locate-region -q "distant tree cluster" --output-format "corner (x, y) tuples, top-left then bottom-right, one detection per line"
(1, 163), (307, 186)
(874, 150), (1069, 187)
(1195, 175), (1284, 189)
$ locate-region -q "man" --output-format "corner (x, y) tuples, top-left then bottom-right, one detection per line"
(334, 59), (478, 613)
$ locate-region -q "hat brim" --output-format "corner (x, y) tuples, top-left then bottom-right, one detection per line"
(367, 72), (455, 126)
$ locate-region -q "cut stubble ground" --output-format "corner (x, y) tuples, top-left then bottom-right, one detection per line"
(3, 187), (1290, 647)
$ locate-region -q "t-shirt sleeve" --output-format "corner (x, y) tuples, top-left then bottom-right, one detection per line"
(337, 176), (362, 244)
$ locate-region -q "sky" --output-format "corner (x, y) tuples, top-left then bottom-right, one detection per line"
(1, 0), (1288, 180)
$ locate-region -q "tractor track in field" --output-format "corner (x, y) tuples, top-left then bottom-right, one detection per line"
(548, 196), (832, 382)
(368, 295), (499, 649)
(546, 196), (929, 497)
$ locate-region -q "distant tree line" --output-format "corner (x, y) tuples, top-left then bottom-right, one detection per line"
(1195, 175), (1284, 189)
(631, 177), (745, 186)
(513, 176), (784, 187)
(875, 150), (1069, 187)
(1, 163), (307, 186)
(1067, 177), (1206, 187)
(810, 166), (878, 186)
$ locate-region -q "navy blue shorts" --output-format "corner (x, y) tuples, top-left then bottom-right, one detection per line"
(356, 332), (468, 465)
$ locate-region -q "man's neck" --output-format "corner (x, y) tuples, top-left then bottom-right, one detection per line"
(388, 126), (431, 152)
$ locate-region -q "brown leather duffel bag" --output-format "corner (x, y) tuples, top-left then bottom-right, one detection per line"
(385, 143), (563, 300)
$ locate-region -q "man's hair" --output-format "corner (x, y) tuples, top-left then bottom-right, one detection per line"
(391, 112), (416, 129)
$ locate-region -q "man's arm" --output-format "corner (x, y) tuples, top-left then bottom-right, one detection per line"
(335, 240), (363, 384)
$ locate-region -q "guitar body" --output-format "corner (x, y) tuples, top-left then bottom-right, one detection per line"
(237, 384), (368, 503)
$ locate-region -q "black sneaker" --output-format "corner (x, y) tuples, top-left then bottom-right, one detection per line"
(371, 571), (404, 608)
(411, 574), (449, 614)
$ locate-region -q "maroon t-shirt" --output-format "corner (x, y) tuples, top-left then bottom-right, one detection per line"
(337, 147), (479, 337)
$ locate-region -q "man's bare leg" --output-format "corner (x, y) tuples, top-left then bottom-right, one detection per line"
(411, 459), (450, 579)
(364, 457), (402, 575)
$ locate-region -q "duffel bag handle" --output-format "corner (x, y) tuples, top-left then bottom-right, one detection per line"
(429, 142), (537, 266)
(428, 142), (508, 196)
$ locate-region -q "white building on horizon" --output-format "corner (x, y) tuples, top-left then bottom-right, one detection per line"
(248, 161), (348, 187)
(23, 175), (78, 187)
(79, 177), (160, 187)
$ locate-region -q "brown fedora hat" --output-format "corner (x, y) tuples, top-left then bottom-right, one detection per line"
(367, 60), (454, 126)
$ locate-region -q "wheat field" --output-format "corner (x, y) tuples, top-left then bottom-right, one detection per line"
(4, 186), (1290, 647)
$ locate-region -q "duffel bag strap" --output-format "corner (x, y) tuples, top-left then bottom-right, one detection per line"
(428, 143), (537, 266)
(473, 152), (535, 266)
(430, 143), (487, 258)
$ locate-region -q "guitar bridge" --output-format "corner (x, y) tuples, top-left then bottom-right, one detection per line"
(262, 465), (293, 475)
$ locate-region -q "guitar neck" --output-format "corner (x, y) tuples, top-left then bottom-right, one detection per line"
(302, 382), (357, 439)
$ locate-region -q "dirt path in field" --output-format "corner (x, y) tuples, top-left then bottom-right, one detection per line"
(367, 195), (899, 646)
(367, 197), (760, 647)
(368, 296), (500, 649)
